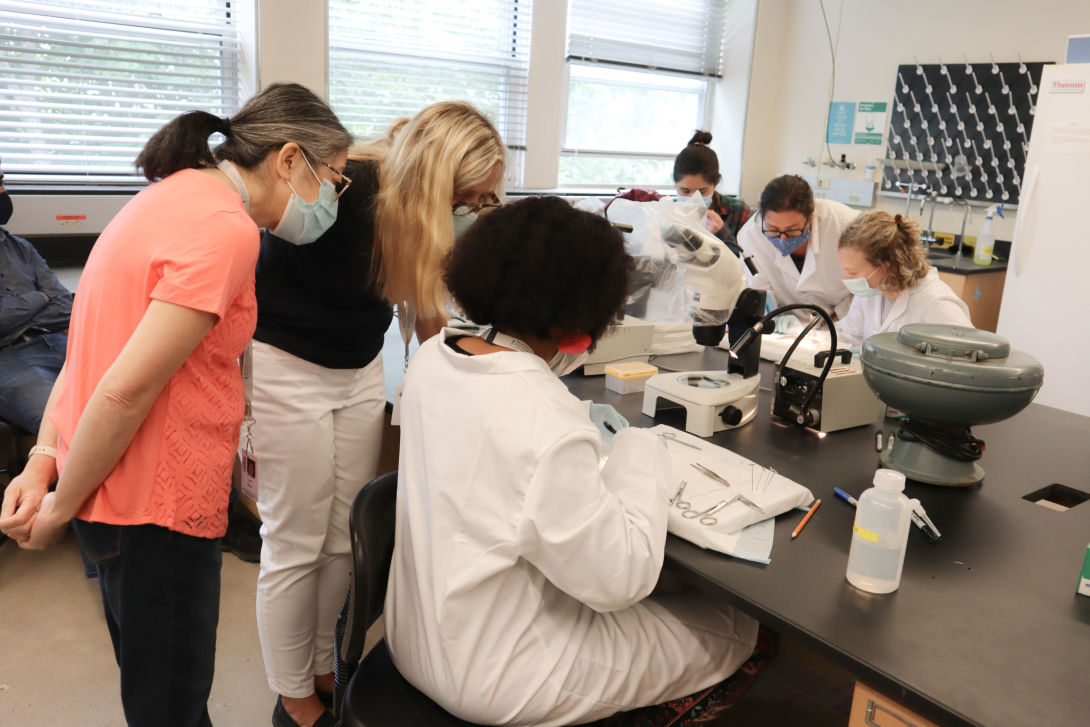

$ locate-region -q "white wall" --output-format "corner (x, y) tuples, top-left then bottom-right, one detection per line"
(740, 0), (1087, 240)
(709, 0), (760, 196)
(256, 0), (328, 97)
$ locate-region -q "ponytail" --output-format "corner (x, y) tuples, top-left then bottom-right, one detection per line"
(135, 111), (226, 182)
(135, 82), (354, 182)
(672, 130), (721, 186)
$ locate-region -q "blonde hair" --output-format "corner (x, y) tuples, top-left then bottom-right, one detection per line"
(350, 102), (507, 319)
(838, 211), (930, 293)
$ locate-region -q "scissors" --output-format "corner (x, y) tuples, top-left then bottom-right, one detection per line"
(659, 432), (701, 450)
(670, 481), (693, 511)
(682, 496), (736, 525)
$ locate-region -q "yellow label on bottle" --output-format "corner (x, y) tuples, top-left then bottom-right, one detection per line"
(853, 523), (878, 543)
(981, 243), (993, 257)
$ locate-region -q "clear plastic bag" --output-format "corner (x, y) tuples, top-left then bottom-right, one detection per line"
(656, 198), (747, 327)
(607, 199), (690, 324)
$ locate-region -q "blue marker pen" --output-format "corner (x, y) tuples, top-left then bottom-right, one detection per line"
(833, 487), (858, 507)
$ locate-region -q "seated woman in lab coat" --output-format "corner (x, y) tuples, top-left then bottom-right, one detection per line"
(737, 174), (858, 320)
(386, 196), (774, 727)
(835, 211), (972, 347)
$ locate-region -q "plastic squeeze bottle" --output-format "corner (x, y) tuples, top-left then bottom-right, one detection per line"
(846, 470), (915, 594)
(973, 204), (1004, 265)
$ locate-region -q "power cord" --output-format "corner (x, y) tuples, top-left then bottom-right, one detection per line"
(815, 0), (845, 184)
(898, 419), (986, 462)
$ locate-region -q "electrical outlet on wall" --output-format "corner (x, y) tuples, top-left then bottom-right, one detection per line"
(57, 215), (85, 229)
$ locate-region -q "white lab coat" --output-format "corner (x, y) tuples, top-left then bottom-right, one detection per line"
(738, 198), (859, 319)
(834, 268), (973, 347)
(386, 330), (758, 727)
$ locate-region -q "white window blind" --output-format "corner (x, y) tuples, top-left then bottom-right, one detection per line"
(328, 0), (532, 153)
(567, 0), (727, 77)
(0, 0), (240, 185)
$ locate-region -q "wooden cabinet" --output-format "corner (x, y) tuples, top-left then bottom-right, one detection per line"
(937, 269), (1006, 333)
(849, 683), (941, 727)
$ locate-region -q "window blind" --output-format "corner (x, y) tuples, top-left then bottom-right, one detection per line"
(566, 0), (727, 77)
(0, 0), (240, 184)
(328, 0), (532, 151)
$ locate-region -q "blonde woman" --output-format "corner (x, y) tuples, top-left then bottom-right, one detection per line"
(835, 211), (972, 347)
(250, 101), (506, 727)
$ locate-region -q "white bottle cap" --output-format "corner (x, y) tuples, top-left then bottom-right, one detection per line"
(874, 469), (907, 491)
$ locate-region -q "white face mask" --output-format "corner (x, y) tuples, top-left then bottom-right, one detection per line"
(483, 330), (590, 377)
(843, 266), (883, 297)
(272, 155), (339, 245)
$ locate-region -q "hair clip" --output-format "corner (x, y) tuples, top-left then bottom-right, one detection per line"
(558, 332), (592, 354)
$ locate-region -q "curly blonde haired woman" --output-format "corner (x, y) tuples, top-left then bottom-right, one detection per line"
(249, 101), (506, 727)
(834, 211), (972, 347)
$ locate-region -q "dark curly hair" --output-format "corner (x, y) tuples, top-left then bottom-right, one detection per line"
(444, 196), (632, 346)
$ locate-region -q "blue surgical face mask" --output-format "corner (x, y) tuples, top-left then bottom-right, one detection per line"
(766, 226), (811, 256)
(452, 210), (477, 239)
(843, 266), (883, 297)
(702, 193), (714, 208)
(272, 155), (339, 245)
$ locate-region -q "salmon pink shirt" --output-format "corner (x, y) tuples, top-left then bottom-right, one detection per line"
(51, 169), (259, 539)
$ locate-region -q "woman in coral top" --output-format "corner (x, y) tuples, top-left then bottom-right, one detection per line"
(0, 83), (353, 727)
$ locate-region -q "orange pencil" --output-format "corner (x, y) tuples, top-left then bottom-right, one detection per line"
(791, 499), (821, 539)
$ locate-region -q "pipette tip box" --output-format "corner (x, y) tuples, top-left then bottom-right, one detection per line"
(604, 362), (658, 395)
(1079, 543), (1090, 598)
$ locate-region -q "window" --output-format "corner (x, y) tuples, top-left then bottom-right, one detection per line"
(328, 0), (532, 185)
(561, 0), (727, 188)
(0, 0), (241, 185)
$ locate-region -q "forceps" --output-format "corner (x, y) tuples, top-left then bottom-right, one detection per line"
(670, 481), (692, 511)
(682, 497), (736, 526)
(659, 432), (701, 450)
(692, 463), (766, 513)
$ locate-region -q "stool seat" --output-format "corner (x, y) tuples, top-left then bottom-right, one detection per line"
(341, 639), (481, 727)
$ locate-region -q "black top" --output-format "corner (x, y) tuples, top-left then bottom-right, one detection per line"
(0, 226), (73, 349)
(254, 159), (394, 369)
(562, 350), (1090, 727)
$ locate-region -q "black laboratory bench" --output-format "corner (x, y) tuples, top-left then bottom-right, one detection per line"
(563, 348), (1090, 727)
(927, 251), (1009, 275)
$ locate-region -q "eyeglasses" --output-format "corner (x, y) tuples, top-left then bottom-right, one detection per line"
(320, 161), (352, 200)
(761, 216), (811, 239)
(453, 192), (502, 217)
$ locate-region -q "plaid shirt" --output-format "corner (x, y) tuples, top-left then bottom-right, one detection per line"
(710, 192), (752, 248)
(0, 226), (73, 348)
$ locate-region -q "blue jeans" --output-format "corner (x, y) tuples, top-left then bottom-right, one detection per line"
(0, 332), (66, 433)
(73, 520), (222, 727)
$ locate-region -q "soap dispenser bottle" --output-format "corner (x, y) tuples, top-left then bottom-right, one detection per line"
(846, 469), (915, 594)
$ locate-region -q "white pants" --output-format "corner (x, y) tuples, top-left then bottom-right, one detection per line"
(250, 340), (386, 697)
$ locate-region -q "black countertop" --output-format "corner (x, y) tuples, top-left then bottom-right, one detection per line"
(563, 349), (1090, 727)
(928, 252), (1008, 275)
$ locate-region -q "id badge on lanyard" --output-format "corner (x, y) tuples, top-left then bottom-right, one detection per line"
(391, 304), (416, 427)
(239, 341), (259, 499)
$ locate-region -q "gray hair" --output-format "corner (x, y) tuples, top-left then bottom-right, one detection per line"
(136, 82), (353, 182)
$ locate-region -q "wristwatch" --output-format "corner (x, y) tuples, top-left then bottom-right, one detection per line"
(28, 445), (58, 460)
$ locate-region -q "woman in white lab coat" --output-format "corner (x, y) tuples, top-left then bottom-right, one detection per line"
(835, 211), (972, 347)
(737, 175), (858, 319)
(386, 196), (773, 727)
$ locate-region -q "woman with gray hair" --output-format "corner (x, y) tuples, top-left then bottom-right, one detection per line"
(0, 82), (353, 727)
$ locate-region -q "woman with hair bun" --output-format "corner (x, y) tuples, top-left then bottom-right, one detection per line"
(0, 82), (354, 726)
(673, 130), (752, 247)
(835, 210), (972, 347)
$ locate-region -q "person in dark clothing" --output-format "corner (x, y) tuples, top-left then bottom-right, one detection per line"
(673, 130), (752, 249)
(0, 163), (73, 435)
